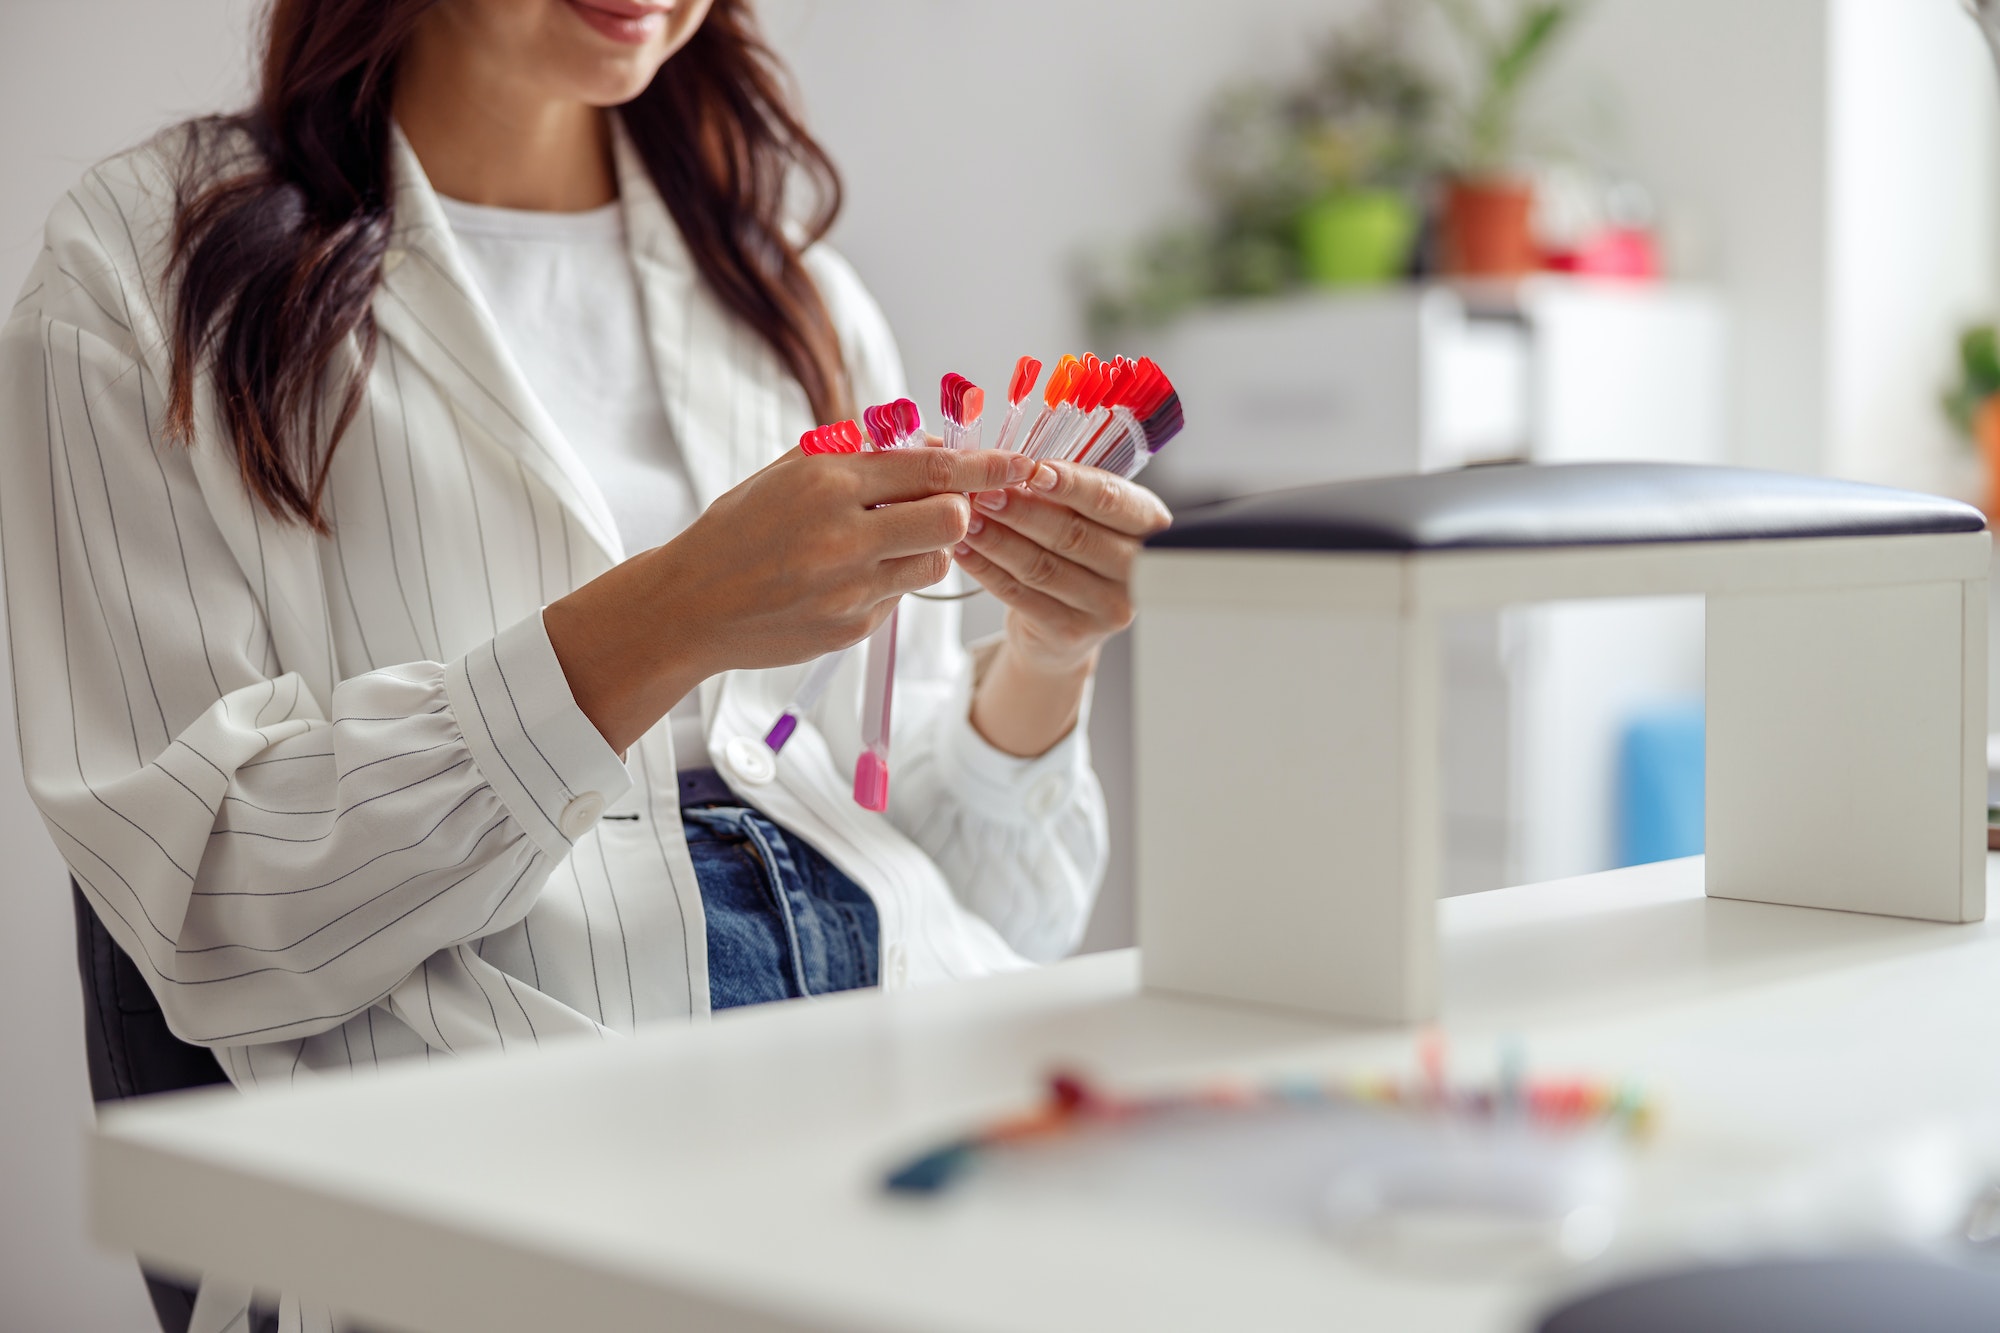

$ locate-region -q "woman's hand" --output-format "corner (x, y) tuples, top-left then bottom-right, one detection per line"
(953, 461), (1173, 757)
(547, 447), (1035, 754)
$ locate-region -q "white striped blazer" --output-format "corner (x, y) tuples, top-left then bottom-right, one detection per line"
(2, 122), (1109, 1087)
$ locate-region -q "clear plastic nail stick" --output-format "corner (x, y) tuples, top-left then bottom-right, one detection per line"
(940, 373), (986, 451)
(851, 397), (925, 811)
(763, 648), (848, 753)
(854, 608), (897, 811)
(991, 356), (1044, 454)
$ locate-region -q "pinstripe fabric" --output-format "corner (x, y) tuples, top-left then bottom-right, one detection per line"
(3, 120), (1108, 1333)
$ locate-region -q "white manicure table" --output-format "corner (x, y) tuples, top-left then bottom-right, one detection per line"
(92, 464), (2000, 1330)
(91, 854), (2000, 1333)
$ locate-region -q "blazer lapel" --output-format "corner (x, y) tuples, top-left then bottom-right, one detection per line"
(372, 129), (625, 567)
(614, 121), (805, 512)
(612, 122), (814, 738)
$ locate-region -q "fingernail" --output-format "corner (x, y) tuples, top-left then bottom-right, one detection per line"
(1008, 454), (1036, 482)
(1031, 464), (1059, 492)
(974, 489), (1007, 512)
(954, 542), (972, 557)
(965, 513), (984, 536)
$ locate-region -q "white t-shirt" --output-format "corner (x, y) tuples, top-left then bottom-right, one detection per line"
(437, 193), (709, 767)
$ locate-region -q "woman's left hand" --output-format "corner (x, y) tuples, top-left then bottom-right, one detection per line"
(953, 460), (1172, 756)
(955, 461), (1173, 671)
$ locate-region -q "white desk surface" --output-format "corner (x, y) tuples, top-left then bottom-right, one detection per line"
(93, 855), (2000, 1333)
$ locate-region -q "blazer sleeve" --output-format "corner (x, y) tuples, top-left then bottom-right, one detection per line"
(802, 246), (1110, 961)
(0, 177), (626, 1050)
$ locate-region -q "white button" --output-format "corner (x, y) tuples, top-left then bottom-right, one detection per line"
(382, 248), (406, 273)
(885, 943), (909, 988)
(1026, 773), (1068, 818)
(723, 735), (776, 786)
(558, 791), (605, 839)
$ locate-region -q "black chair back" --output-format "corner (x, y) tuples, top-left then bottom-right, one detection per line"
(72, 882), (255, 1333)
(74, 883), (230, 1102)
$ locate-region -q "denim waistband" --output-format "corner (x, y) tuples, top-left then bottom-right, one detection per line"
(677, 765), (738, 810)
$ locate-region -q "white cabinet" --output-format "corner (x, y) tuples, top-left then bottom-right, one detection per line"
(1138, 287), (1528, 498)
(1144, 278), (1726, 496)
(1140, 281), (1728, 892)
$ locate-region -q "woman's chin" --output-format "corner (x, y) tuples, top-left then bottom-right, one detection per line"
(570, 62), (666, 108)
(536, 40), (672, 107)
(545, 1), (705, 104)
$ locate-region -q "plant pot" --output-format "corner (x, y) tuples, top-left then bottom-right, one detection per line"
(1976, 394), (2000, 518)
(1297, 190), (1417, 287)
(1439, 176), (1539, 279)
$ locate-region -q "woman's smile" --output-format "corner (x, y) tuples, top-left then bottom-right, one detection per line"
(561, 0), (674, 46)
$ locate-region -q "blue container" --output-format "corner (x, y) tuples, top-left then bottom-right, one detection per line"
(1616, 700), (1706, 867)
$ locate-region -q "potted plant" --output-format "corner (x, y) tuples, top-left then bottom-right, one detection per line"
(1286, 14), (1440, 286)
(1943, 324), (2000, 516)
(1431, 0), (1579, 278)
(1085, 3), (1441, 333)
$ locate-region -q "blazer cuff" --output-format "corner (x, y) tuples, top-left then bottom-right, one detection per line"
(447, 609), (633, 861)
(935, 636), (1094, 825)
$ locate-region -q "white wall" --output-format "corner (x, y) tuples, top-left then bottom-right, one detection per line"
(1544, 0), (1833, 475)
(1549, 0), (2000, 488)
(0, 5), (256, 1329)
(1826, 0), (2000, 492)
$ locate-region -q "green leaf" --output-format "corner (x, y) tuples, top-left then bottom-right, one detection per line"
(1964, 325), (2000, 394)
(1493, 4), (1574, 100)
(1432, 0), (1580, 171)
(1942, 324), (2000, 441)
(1945, 385), (1980, 440)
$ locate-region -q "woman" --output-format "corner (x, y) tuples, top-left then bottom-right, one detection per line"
(3, 0), (1164, 1323)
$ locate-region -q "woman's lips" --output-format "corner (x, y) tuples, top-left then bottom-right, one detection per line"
(563, 0), (672, 45)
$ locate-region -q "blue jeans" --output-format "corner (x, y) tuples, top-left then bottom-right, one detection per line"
(683, 804), (881, 1010)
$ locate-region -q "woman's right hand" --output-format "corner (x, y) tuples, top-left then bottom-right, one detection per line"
(545, 447), (1036, 753)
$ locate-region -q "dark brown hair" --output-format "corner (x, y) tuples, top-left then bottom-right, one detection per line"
(166, 0), (849, 532)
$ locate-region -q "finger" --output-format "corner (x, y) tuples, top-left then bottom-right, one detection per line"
(868, 492), (971, 557)
(965, 487), (1142, 582)
(1014, 462), (1173, 538)
(834, 596), (898, 650)
(857, 448), (1036, 505)
(950, 544), (1096, 640)
(877, 548), (954, 597)
(958, 510), (1133, 626)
